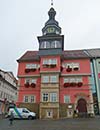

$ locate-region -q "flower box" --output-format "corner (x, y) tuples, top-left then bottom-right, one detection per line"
(31, 83), (36, 88)
(77, 82), (83, 87)
(30, 68), (36, 72)
(25, 82), (30, 87)
(73, 67), (79, 71)
(66, 68), (72, 72)
(70, 82), (77, 87)
(25, 68), (30, 73)
(60, 66), (63, 71)
(50, 64), (56, 68)
(64, 83), (70, 87)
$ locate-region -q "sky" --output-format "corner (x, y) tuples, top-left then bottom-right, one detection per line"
(0, 0), (100, 77)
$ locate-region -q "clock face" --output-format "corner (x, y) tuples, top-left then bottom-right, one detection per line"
(47, 27), (55, 33)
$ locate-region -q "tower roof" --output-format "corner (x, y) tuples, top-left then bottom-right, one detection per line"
(42, 7), (61, 35)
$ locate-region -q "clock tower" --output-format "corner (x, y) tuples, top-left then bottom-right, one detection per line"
(38, 7), (64, 56)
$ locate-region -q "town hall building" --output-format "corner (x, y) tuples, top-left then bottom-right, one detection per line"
(16, 6), (100, 119)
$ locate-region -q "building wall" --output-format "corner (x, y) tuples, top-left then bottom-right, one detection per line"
(17, 57), (94, 118)
(0, 70), (17, 114)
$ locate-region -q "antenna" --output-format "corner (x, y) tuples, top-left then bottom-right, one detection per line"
(51, 0), (53, 6)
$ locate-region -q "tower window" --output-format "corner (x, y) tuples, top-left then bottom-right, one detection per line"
(40, 41), (50, 49)
(51, 41), (61, 48)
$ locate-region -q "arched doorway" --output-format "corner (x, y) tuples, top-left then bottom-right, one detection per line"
(77, 98), (87, 113)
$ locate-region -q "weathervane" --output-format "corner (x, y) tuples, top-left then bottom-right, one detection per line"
(51, 0), (53, 6)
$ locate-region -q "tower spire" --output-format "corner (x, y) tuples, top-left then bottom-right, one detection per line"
(51, 0), (53, 6)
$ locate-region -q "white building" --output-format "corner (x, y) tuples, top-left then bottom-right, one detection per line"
(0, 69), (17, 114)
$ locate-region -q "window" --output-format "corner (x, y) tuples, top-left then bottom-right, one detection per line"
(63, 62), (80, 69)
(40, 41), (50, 48)
(51, 59), (57, 65)
(24, 96), (28, 103)
(43, 59), (57, 65)
(70, 78), (75, 83)
(25, 78), (37, 84)
(73, 63), (79, 68)
(42, 75), (58, 83)
(24, 95), (35, 103)
(42, 76), (49, 83)
(51, 41), (61, 48)
(64, 77), (82, 83)
(42, 93), (49, 102)
(64, 78), (69, 83)
(43, 59), (48, 65)
(31, 79), (36, 84)
(50, 76), (57, 83)
(26, 64), (37, 69)
(76, 77), (82, 82)
(25, 79), (30, 83)
(30, 96), (35, 103)
(50, 93), (57, 102)
(64, 95), (70, 103)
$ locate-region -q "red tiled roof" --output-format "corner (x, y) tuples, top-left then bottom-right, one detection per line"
(17, 48), (100, 62)
(17, 51), (39, 62)
(63, 50), (89, 59)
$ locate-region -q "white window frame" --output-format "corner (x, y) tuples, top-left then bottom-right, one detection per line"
(24, 96), (28, 103)
(24, 95), (36, 103)
(76, 77), (82, 82)
(73, 63), (79, 68)
(30, 95), (35, 103)
(64, 95), (70, 103)
(43, 59), (57, 65)
(50, 93), (57, 102)
(42, 93), (49, 102)
(31, 79), (36, 84)
(50, 76), (58, 83)
(25, 78), (30, 84)
(42, 76), (49, 83)
(64, 78), (69, 83)
(26, 64), (37, 69)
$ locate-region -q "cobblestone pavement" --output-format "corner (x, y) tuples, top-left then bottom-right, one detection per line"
(0, 117), (100, 130)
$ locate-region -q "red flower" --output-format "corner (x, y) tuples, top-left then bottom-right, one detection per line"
(25, 82), (29, 87)
(73, 67), (79, 71)
(77, 82), (83, 87)
(25, 69), (30, 73)
(70, 82), (76, 87)
(66, 68), (72, 72)
(31, 83), (36, 88)
(31, 68), (36, 72)
(64, 83), (70, 87)
(60, 66), (63, 71)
